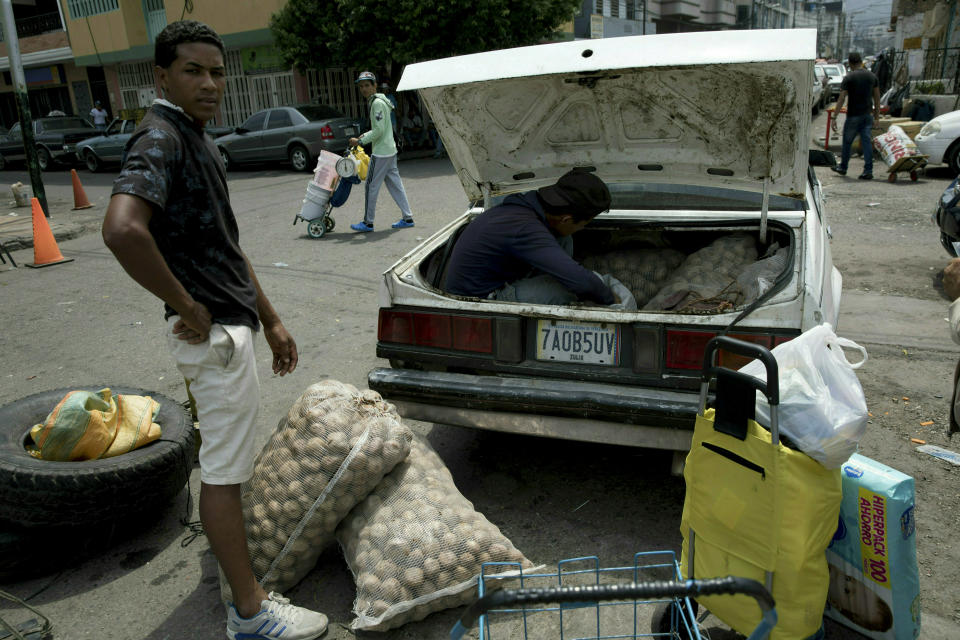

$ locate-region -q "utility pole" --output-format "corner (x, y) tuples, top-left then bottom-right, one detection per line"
(1, 0), (49, 218)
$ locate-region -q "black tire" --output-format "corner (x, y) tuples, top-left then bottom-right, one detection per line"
(946, 140), (960, 176)
(307, 218), (326, 238)
(84, 150), (101, 173)
(0, 512), (161, 581)
(289, 144), (311, 172)
(219, 147), (231, 171)
(36, 147), (51, 171)
(0, 386), (193, 528)
(324, 216), (335, 232)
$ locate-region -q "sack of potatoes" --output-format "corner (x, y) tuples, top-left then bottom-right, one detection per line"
(219, 379), (413, 602)
(337, 433), (536, 631)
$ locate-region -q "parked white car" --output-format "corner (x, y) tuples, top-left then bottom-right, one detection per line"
(915, 110), (960, 174)
(373, 29), (840, 466)
(818, 63), (846, 100)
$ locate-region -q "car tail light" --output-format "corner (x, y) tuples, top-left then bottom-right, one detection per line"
(320, 124), (334, 140)
(378, 309), (492, 354)
(665, 329), (775, 371)
(379, 310), (412, 344)
(665, 330), (715, 370)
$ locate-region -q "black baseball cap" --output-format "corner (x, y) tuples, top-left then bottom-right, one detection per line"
(538, 169), (611, 216)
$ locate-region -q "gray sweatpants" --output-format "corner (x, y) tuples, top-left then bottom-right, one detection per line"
(364, 154), (413, 225)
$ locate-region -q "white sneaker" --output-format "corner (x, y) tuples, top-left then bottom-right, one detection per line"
(226, 592), (328, 640)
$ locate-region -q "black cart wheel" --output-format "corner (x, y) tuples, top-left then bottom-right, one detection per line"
(910, 170), (918, 181)
(0, 386), (193, 528)
(324, 216), (335, 232)
(307, 219), (326, 239)
(650, 599), (699, 640)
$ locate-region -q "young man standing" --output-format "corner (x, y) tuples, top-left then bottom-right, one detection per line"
(348, 71), (415, 232)
(102, 21), (328, 640)
(831, 52), (881, 180)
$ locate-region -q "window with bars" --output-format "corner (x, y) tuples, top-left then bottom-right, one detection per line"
(595, 1), (603, 14)
(66, 0), (120, 19)
(611, 0), (619, 18)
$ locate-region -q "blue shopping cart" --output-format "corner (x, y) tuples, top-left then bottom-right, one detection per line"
(450, 551), (777, 640)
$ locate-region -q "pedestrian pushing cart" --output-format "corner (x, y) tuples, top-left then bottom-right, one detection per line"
(293, 146), (369, 239)
(450, 551), (777, 640)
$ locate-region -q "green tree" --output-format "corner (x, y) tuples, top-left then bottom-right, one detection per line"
(270, 0), (582, 80)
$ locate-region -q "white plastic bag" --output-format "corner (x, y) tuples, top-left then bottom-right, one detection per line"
(739, 323), (868, 468)
(596, 273), (638, 311)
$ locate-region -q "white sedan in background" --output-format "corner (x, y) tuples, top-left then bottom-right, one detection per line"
(915, 110), (960, 174)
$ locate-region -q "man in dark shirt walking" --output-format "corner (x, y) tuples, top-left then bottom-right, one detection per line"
(444, 169), (615, 306)
(831, 51), (881, 180)
(102, 20), (328, 640)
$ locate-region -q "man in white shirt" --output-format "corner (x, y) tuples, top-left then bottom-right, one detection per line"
(90, 101), (108, 131)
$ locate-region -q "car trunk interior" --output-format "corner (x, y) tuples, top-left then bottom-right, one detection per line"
(418, 219), (794, 316)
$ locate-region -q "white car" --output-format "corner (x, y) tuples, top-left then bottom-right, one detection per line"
(371, 29), (841, 466)
(818, 63), (846, 100)
(915, 110), (960, 174)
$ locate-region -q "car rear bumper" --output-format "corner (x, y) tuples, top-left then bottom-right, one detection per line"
(367, 367), (701, 450)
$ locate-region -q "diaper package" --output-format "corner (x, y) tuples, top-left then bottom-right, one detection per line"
(824, 454), (920, 639)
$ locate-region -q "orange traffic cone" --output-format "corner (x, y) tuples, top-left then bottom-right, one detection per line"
(70, 169), (93, 210)
(26, 198), (73, 269)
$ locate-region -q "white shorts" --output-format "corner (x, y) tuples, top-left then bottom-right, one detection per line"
(165, 317), (260, 485)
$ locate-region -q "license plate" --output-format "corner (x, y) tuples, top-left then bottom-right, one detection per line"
(536, 320), (620, 366)
(344, 127), (356, 136)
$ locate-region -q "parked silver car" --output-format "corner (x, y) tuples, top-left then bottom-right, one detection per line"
(75, 118), (234, 172)
(216, 105), (360, 172)
(371, 29), (841, 468)
(75, 118), (138, 172)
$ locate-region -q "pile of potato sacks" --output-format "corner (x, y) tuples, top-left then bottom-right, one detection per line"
(220, 380), (535, 632)
(581, 247), (686, 307)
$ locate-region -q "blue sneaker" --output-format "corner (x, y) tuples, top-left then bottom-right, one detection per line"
(350, 222), (373, 232)
(392, 218), (415, 229)
(226, 592), (328, 639)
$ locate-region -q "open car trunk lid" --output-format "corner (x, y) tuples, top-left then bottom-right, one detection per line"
(398, 29), (815, 210)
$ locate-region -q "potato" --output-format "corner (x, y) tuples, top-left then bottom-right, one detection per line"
(422, 557), (440, 579)
(403, 567), (424, 588)
(380, 577), (402, 602)
(438, 550), (457, 569)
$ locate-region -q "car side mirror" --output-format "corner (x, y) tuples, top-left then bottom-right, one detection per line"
(235, 127), (247, 135)
(809, 149), (837, 167)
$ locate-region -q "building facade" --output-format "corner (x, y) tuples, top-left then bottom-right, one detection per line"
(0, 0), (368, 130)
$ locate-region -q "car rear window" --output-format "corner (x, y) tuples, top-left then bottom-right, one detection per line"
(297, 105), (345, 121)
(39, 118), (93, 131)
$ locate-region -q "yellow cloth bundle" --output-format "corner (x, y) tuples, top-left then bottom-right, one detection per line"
(29, 388), (162, 461)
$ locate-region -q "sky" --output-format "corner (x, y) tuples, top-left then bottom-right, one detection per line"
(843, 0), (895, 28)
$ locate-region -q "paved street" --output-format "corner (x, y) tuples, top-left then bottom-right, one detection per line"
(0, 113), (958, 639)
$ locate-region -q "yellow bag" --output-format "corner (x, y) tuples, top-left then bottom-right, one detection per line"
(29, 388), (162, 461)
(351, 145), (370, 180)
(681, 408), (842, 639)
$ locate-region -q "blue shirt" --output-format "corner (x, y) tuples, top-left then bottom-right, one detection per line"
(443, 192), (614, 304)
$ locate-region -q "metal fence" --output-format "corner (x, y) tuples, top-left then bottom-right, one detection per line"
(887, 47), (960, 94)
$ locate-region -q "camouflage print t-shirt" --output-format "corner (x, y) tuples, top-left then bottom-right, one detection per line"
(112, 104), (259, 330)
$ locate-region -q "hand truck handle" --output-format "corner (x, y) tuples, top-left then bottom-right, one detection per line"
(450, 576), (775, 640)
(701, 336), (779, 407)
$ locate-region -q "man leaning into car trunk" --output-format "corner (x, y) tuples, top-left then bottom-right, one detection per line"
(101, 20), (328, 640)
(443, 169), (616, 305)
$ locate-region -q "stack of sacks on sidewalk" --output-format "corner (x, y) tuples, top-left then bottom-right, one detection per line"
(337, 433), (535, 631)
(219, 380), (413, 600)
(222, 381), (536, 631)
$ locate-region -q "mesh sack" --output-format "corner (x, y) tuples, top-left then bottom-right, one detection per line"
(219, 380), (412, 602)
(581, 247), (685, 307)
(643, 233), (758, 312)
(337, 433), (536, 631)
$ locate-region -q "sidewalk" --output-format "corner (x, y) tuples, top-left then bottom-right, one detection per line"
(0, 198), (104, 254)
